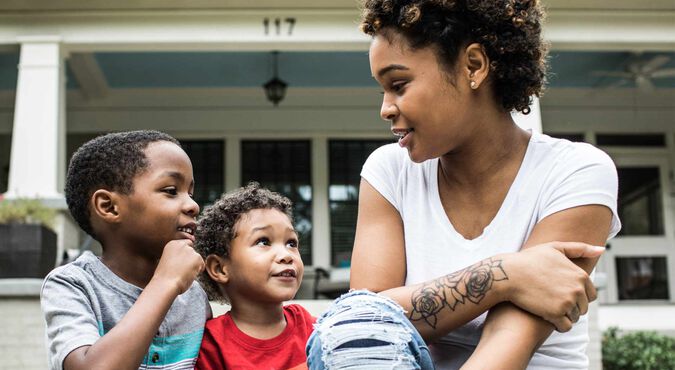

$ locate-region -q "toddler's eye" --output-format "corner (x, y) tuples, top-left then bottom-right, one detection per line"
(255, 237), (271, 247)
(162, 187), (178, 195)
(286, 239), (299, 248)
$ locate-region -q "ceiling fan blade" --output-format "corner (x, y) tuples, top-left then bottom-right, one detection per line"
(642, 55), (670, 73)
(635, 76), (654, 91)
(604, 79), (628, 89)
(652, 68), (675, 78)
(591, 71), (632, 78)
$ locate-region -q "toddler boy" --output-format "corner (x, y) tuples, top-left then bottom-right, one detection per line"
(194, 182), (315, 370)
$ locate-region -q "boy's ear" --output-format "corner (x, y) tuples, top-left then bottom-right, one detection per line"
(205, 254), (230, 284)
(91, 189), (121, 224)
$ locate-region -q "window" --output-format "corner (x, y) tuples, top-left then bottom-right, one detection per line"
(617, 167), (663, 235)
(241, 140), (312, 264)
(0, 134), (12, 193)
(596, 134), (665, 147)
(181, 141), (224, 209)
(546, 133), (586, 142)
(329, 140), (393, 267)
(616, 257), (669, 300)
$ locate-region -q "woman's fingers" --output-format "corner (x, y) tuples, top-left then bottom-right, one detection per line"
(551, 315), (574, 333)
(585, 275), (597, 304)
(551, 242), (605, 259)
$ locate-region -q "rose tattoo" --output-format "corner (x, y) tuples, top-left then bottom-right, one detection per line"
(409, 258), (508, 329)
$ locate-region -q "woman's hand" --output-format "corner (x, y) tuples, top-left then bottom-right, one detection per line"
(503, 242), (604, 332)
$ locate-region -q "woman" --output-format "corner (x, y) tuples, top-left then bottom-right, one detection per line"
(307, 1), (620, 369)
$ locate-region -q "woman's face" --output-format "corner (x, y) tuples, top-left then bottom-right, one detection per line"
(369, 33), (474, 163)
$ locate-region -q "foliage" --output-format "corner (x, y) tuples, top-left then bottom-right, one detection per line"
(603, 327), (675, 370)
(0, 198), (56, 229)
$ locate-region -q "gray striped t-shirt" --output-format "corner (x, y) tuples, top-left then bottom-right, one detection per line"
(41, 251), (211, 370)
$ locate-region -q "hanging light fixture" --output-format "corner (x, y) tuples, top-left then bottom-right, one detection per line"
(263, 51), (287, 106)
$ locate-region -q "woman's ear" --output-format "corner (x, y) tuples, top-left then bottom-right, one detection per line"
(205, 254), (230, 284)
(464, 43), (490, 90)
(91, 189), (121, 224)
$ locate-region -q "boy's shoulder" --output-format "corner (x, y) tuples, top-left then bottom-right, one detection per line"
(41, 251), (101, 293)
(284, 303), (317, 329)
(40, 251), (144, 305)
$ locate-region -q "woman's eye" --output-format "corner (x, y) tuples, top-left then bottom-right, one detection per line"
(255, 238), (271, 247)
(391, 81), (406, 93)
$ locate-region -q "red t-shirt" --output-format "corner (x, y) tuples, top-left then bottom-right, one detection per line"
(195, 304), (316, 370)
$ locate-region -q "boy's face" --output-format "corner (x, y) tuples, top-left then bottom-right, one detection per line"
(225, 208), (303, 304)
(117, 141), (199, 256)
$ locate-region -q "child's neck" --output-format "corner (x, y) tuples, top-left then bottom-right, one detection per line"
(100, 246), (159, 289)
(228, 299), (287, 340)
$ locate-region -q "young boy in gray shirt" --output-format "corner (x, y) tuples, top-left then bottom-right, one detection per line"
(41, 131), (211, 370)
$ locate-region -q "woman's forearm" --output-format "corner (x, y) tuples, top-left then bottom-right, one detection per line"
(380, 243), (603, 342)
(381, 255), (511, 341)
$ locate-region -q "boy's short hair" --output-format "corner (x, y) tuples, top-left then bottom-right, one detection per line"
(65, 130), (179, 240)
(195, 182), (294, 302)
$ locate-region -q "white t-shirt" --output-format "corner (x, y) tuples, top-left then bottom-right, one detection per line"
(361, 132), (621, 370)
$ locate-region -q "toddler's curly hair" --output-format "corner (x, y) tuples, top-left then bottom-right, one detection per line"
(361, 0), (549, 114)
(194, 182), (294, 303)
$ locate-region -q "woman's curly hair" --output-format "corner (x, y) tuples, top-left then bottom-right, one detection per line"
(194, 182), (294, 303)
(361, 0), (548, 114)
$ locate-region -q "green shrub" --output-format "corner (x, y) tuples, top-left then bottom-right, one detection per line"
(603, 327), (675, 370)
(0, 198), (56, 229)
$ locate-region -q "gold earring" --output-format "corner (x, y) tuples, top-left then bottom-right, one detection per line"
(470, 80), (477, 89)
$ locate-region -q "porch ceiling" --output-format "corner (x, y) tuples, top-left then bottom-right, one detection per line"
(1, 50), (675, 91)
(0, 0), (673, 11)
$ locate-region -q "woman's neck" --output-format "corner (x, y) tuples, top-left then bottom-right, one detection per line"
(439, 115), (530, 188)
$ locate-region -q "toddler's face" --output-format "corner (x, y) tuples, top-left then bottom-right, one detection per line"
(225, 208), (303, 304)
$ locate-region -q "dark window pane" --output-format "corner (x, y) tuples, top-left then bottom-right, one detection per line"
(329, 140), (394, 267)
(617, 167), (663, 235)
(597, 134), (665, 147)
(1, 134), (13, 193)
(241, 140), (312, 265)
(181, 141), (224, 209)
(616, 257), (669, 300)
(546, 133), (586, 142)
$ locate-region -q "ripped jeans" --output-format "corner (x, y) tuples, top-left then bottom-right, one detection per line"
(306, 290), (435, 370)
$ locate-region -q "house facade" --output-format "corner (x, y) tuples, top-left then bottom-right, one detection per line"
(1, 0), (674, 367)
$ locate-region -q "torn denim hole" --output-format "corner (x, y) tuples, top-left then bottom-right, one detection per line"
(315, 293), (422, 369)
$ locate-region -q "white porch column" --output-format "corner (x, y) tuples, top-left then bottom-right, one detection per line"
(7, 36), (66, 200)
(311, 137), (330, 268)
(512, 97), (543, 134)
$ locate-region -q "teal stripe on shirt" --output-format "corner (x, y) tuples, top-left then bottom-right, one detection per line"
(146, 329), (204, 365)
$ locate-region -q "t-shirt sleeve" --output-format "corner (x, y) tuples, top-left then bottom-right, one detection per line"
(540, 143), (622, 239)
(40, 269), (101, 370)
(360, 144), (404, 211)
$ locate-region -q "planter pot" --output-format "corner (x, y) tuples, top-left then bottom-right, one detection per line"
(0, 224), (57, 278)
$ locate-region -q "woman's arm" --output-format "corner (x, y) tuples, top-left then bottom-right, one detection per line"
(461, 205), (612, 370)
(351, 180), (602, 342)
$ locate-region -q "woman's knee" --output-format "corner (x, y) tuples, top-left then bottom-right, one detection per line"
(307, 290), (433, 370)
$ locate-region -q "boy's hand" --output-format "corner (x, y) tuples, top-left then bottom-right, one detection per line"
(153, 239), (205, 296)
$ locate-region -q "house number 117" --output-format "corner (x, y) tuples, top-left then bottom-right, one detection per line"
(263, 17), (296, 36)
